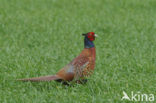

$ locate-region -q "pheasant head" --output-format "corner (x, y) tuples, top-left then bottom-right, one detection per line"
(82, 32), (98, 48)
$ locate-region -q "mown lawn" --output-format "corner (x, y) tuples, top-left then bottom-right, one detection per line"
(0, 0), (156, 103)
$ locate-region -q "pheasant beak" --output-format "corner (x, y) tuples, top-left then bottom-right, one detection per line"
(94, 34), (98, 37)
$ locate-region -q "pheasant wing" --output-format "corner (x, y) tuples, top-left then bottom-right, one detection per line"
(72, 55), (91, 80)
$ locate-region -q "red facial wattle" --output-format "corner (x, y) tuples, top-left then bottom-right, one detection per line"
(87, 32), (95, 41)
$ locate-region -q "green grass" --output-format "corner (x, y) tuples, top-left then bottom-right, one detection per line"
(0, 0), (156, 103)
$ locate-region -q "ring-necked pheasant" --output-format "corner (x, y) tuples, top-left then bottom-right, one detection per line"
(18, 32), (97, 83)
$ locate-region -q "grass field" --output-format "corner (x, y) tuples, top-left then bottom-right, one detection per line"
(0, 0), (156, 103)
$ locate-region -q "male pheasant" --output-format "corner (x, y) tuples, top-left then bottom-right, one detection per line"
(18, 32), (97, 83)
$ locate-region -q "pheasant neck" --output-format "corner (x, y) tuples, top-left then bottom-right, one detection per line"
(84, 37), (94, 48)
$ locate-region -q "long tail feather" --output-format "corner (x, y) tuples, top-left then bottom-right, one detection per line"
(17, 75), (61, 82)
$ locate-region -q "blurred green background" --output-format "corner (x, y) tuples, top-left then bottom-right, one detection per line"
(0, 0), (156, 103)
